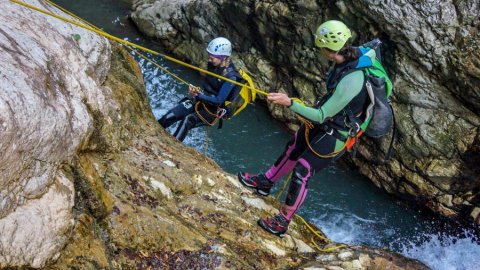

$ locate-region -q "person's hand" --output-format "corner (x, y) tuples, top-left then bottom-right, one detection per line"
(267, 92), (292, 107)
(189, 85), (201, 97)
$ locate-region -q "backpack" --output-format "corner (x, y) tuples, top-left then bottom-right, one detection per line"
(225, 68), (257, 117)
(359, 39), (395, 159)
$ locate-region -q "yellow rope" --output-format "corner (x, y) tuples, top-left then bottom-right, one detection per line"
(44, 0), (99, 30)
(131, 48), (190, 86)
(35, 0), (347, 254)
(274, 175), (348, 253)
(10, 0), (270, 97)
(294, 116), (347, 158)
(294, 214), (348, 252)
(275, 172), (292, 201)
(47, 0), (193, 89)
(41, 0), (242, 130)
(204, 126), (209, 156)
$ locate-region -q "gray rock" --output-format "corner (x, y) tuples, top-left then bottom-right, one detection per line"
(130, 0), (480, 224)
(1, 0), (111, 267)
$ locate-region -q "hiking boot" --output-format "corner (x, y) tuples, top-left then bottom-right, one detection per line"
(237, 172), (273, 196)
(258, 214), (290, 237)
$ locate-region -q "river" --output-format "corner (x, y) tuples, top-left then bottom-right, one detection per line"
(51, 1), (480, 269)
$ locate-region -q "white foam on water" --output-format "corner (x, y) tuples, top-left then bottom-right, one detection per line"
(313, 212), (480, 270)
(397, 231), (480, 270)
(312, 212), (390, 248)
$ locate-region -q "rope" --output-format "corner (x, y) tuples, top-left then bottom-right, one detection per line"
(294, 116), (347, 159)
(289, 98), (348, 158)
(45, 0), (191, 88)
(275, 172), (292, 201)
(23, 0), (334, 135)
(274, 174), (348, 253)
(44, 0), (99, 30)
(293, 214), (348, 252)
(33, 0), (347, 254)
(10, 0), (271, 97)
(194, 102), (220, 126)
(131, 48), (190, 86)
(203, 126), (209, 156)
(39, 0), (240, 131)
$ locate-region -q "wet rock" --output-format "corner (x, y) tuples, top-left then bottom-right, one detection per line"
(241, 196), (274, 211)
(146, 176), (174, 200)
(0, 0), (109, 266)
(131, 0), (480, 225)
(471, 207), (480, 222)
(0, 0), (431, 269)
(338, 251), (354, 261)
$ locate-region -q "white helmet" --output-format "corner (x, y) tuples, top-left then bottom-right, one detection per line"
(206, 37), (232, 56)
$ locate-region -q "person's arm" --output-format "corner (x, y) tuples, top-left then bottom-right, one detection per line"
(196, 76), (236, 105)
(289, 70), (365, 123)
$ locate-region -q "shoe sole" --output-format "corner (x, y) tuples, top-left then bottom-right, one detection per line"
(257, 219), (286, 238)
(237, 172), (270, 196)
(256, 189), (269, 196)
(237, 172), (255, 187)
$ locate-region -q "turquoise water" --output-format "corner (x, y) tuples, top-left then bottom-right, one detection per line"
(51, 1), (480, 269)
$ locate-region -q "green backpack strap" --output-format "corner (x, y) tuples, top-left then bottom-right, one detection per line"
(367, 60), (393, 98)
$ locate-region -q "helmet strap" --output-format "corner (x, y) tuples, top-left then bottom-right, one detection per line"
(220, 56), (230, 67)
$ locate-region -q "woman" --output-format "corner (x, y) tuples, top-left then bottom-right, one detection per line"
(238, 20), (378, 237)
(158, 37), (243, 142)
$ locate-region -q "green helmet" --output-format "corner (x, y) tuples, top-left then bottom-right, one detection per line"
(315, 20), (352, 51)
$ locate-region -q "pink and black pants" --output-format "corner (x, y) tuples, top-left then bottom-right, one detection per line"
(264, 124), (344, 220)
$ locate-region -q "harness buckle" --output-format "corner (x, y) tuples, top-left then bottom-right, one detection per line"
(348, 122), (360, 137)
(216, 108), (227, 118)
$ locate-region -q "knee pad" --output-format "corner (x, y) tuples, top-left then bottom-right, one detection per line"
(294, 163), (309, 179)
(285, 162), (310, 206)
(285, 177), (303, 206)
(184, 114), (198, 128)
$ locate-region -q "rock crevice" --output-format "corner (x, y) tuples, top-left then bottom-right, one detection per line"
(1, 0), (430, 268)
(130, 0), (480, 224)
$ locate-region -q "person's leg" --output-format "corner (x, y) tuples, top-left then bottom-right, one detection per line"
(265, 132), (298, 182)
(237, 135), (297, 195)
(258, 127), (342, 236)
(280, 158), (311, 220)
(173, 103), (217, 142)
(158, 98), (194, 129)
(173, 113), (201, 142)
(238, 126), (307, 195)
(237, 172), (273, 196)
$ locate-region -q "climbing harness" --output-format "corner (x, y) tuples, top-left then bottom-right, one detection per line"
(290, 97), (355, 159)
(194, 102), (221, 126)
(13, 0), (352, 254)
(14, 0), (260, 150)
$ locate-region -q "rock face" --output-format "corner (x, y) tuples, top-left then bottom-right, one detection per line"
(130, 0), (480, 224)
(0, 0), (429, 269)
(1, 0), (111, 266)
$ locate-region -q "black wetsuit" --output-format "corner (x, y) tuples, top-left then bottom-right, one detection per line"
(158, 62), (242, 142)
